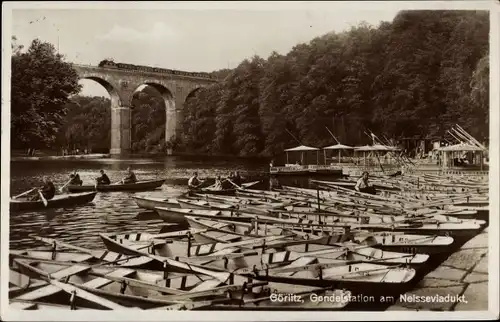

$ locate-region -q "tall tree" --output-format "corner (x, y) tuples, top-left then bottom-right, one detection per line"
(11, 38), (81, 150)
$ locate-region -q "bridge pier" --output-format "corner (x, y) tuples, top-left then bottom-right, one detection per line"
(165, 100), (179, 154)
(110, 106), (131, 157)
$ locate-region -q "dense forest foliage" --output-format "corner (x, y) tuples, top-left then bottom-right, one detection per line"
(11, 11), (489, 157)
(180, 10), (490, 157)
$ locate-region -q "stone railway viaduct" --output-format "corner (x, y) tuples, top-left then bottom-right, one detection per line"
(72, 64), (218, 156)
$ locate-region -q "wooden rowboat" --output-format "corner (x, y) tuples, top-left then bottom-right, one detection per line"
(351, 231), (455, 255)
(188, 181), (261, 196)
(12, 258), (229, 309)
(10, 192), (97, 212)
(17, 234), (201, 270)
(9, 269), (48, 298)
(177, 198), (273, 215)
(67, 179), (165, 193)
(156, 206), (255, 225)
(187, 216), (455, 256)
(14, 255), (351, 311)
(180, 230), (429, 269)
(133, 196), (180, 211)
(99, 231), (288, 261)
(12, 259), (137, 310)
(96, 232), (415, 299)
(231, 257), (416, 297)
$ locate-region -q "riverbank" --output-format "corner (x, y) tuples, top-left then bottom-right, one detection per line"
(388, 228), (489, 311)
(11, 153), (110, 161)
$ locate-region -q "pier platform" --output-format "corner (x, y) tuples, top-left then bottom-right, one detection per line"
(388, 228), (489, 311)
(11, 153), (110, 161)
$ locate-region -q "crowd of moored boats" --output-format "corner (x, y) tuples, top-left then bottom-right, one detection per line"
(8, 171), (489, 310)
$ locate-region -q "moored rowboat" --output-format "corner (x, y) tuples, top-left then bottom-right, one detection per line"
(133, 196), (180, 211)
(67, 179), (165, 192)
(231, 257), (416, 297)
(10, 192), (97, 212)
(188, 181), (261, 196)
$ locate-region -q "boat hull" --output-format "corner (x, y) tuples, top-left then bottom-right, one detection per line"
(134, 196), (180, 211)
(67, 179), (165, 192)
(10, 192), (97, 212)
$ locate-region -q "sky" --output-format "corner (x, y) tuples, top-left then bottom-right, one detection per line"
(11, 4), (402, 97)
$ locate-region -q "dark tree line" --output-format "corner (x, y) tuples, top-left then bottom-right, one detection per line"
(180, 10), (489, 157)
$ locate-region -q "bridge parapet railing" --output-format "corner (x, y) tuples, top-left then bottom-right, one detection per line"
(71, 64), (219, 82)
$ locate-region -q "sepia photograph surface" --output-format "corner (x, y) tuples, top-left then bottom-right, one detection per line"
(1, 1), (499, 321)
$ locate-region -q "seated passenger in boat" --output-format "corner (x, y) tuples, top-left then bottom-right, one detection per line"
(213, 175), (223, 190)
(354, 171), (376, 195)
(188, 172), (202, 189)
(31, 177), (56, 201)
(96, 169), (111, 185)
(269, 175), (282, 191)
(69, 171), (83, 186)
(233, 171), (242, 187)
(122, 167), (137, 184)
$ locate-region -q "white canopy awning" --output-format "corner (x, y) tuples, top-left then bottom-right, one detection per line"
(323, 143), (354, 150)
(284, 145), (319, 152)
(384, 146), (402, 151)
(438, 143), (485, 152)
(354, 144), (390, 152)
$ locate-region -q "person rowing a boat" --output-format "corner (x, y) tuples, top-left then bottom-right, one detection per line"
(354, 171), (376, 195)
(226, 171), (242, 188)
(269, 175), (282, 191)
(30, 177), (56, 201)
(121, 167), (137, 184)
(188, 172), (203, 189)
(69, 170), (83, 186)
(95, 169), (111, 185)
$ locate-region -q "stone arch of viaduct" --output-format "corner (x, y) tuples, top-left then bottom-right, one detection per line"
(72, 64), (218, 156)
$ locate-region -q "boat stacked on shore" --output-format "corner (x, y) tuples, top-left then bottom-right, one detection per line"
(8, 172), (488, 310)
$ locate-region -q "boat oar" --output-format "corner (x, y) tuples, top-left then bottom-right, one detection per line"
(38, 190), (48, 207)
(134, 250), (233, 283)
(13, 188), (36, 200)
(31, 236), (147, 267)
(58, 178), (73, 193)
(90, 254), (144, 268)
(196, 179), (207, 189)
(226, 179), (242, 189)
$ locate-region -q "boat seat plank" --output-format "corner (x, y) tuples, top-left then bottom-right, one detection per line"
(15, 285), (62, 301)
(50, 279), (134, 310)
(189, 279), (222, 292)
(9, 280), (47, 295)
(50, 265), (92, 280)
(283, 256), (317, 268)
(82, 268), (135, 289)
(279, 257), (318, 277)
(10, 270), (32, 288)
(9, 302), (36, 310)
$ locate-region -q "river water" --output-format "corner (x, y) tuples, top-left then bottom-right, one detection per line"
(9, 157), (269, 250)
